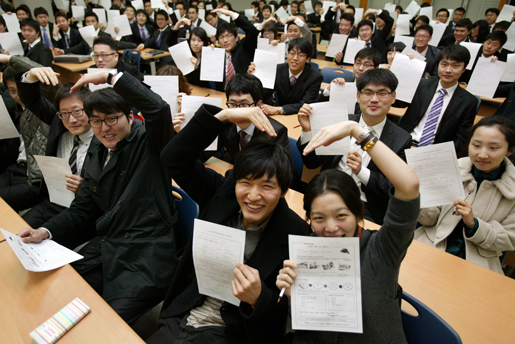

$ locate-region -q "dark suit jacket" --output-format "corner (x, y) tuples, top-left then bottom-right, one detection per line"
(115, 60), (142, 80)
(159, 105), (305, 344)
(438, 33), (471, 48)
(24, 41), (53, 67)
(64, 30), (111, 55)
(265, 62), (323, 115)
(55, 27), (84, 50)
(177, 18), (203, 38)
(397, 78), (478, 154)
(307, 13), (321, 26)
(144, 26), (171, 50)
(369, 10), (394, 58)
(130, 22), (156, 45)
(494, 84), (515, 121)
(298, 114), (412, 224)
(423, 45), (441, 77)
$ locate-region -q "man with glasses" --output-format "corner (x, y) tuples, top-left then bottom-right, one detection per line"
(435, 8), (449, 24)
(19, 69), (178, 326)
(137, 10), (172, 52)
(91, 36), (142, 80)
(352, 8), (394, 58)
(178, 5), (202, 38)
(297, 68), (412, 224)
(414, 25), (440, 77)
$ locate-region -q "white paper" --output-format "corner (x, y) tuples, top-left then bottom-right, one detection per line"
(354, 8), (364, 21)
(395, 14), (411, 36)
(501, 54), (515, 82)
(0, 32), (24, 56)
(304, 1), (314, 15)
(270, 4), (275, 13)
(499, 5), (515, 22)
(394, 35), (414, 48)
(245, 9), (255, 21)
(343, 39), (366, 64)
(72, 6), (85, 21)
(131, 0), (144, 10)
(445, 9), (454, 26)
(34, 156), (75, 208)
(321, 2), (337, 23)
(168, 41), (195, 75)
(0, 228), (83, 272)
(326, 34), (348, 58)
(79, 25), (96, 47)
(389, 54), (425, 103)
(405, 142), (465, 208)
(151, 0), (166, 9)
(275, 6), (289, 23)
(467, 58), (507, 98)
(401, 47), (426, 61)
(206, 4), (213, 10)
(144, 75), (179, 115)
(428, 21), (447, 47)
(309, 102), (349, 155)
(110, 15), (132, 39)
(257, 38), (286, 64)
(198, 9), (206, 21)
(329, 82), (357, 116)
(99, 0), (111, 11)
(181, 95), (222, 150)
(192, 219), (245, 306)
(199, 20), (217, 37)
(504, 23), (515, 52)
(3, 13), (20, 33)
(54, 0), (70, 12)
(87, 68), (116, 91)
(384, 3), (396, 14)
(218, 13), (231, 23)
(289, 235), (362, 333)
(251, 49), (278, 89)
(200, 46), (225, 82)
(0, 95), (19, 139)
(459, 42), (482, 70)
(93, 8), (107, 26)
(419, 6), (433, 19)
(404, 1), (421, 19)
(108, 10), (120, 24)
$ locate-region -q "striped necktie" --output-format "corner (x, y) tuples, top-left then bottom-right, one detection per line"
(43, 27), (51, 47)
(419, 89), (447, 147)
(226, 53), (235, 84)
(156, 32), (162, 47)
(69, 135), (80, 175)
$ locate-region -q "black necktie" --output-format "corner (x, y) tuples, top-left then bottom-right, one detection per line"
(69, 135), (80, 175)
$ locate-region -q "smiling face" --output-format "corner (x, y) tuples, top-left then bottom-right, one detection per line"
(90, 111), (133, 150)
(339, 18), (352, 35)
(16, 9), (29, 21)
(357, 83), (396, 124)
(438, 58), (465, 88)
(358, 25), (373, 42)
(125, 7), (135, 21)
(189, 33), (204, 53)
(414, 29), (431, 49)
(21, 26), (39, 44)
(353, 56), (375, 79)
(136, 12), (147, 25)
(287, 47), (308, 75)
(56, 16), (70, 32)
(287, 24), (301, 40)
(218, 31), (237, 52)
(156, 13), (168, 29)
(469, 126), (512, 173)
(454, 26), (470, 43)
(59, 97), (91, 136)
(310, 192), (358, 237)
(436, 10), (448, 23)
(236, 173), (284, 229)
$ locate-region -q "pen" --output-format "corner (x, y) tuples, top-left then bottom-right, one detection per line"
(277, 287), (286, 303)
(293, 125), (301, 128)
(0, 238), (6, 244)
(453, 193), (471, 215)
(205, 94), (210, 97)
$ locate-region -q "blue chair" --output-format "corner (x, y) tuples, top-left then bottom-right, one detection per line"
(288, 137), (303, 177)
(309, 61), (319, 70)
(122, 49), (141, 72)
(474, 96), (481, 115)
(208, 81), (217, 90)
(320, 67), (354, 83)
(171, 186), (199, 251)
(402, 292), (462, 344)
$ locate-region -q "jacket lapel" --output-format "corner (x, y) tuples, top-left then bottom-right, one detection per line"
(437, 86), (464, 133)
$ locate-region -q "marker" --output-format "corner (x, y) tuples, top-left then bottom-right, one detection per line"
(277, 287), (286, 303)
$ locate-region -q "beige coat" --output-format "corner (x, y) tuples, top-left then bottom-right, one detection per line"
(415, 157), (515, 274)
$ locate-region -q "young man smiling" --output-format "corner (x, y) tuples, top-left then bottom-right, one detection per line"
(91, 36), (142, 80)
(52, 12), (84, 50)
(20, 18), (53, 67)
(414, 25), (440, 77)
(440, 18), (472, 47)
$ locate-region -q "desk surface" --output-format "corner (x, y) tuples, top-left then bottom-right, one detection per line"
(118, 48), (171, 60)
(53, 60), (96, 72)
(0, 199), (144, 344)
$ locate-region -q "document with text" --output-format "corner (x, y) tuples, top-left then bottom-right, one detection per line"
(309, 102), (350, 156)
(34, 156), (75, 208)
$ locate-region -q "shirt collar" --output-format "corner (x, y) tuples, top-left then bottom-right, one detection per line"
(289, 69), (303, 79)
(29, 38), (41, 48)
(358, 115), (387, 138)
(238, 210), (273, 232)
(79, 129), (94, 143)
(437, 81), (458, 98)
(236, 123), (255, 136)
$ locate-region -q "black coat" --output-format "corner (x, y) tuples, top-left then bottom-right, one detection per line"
(55, 27), (84, 50)
(130, 22), (156, 45)
(24, 41), (53, 67)
(144, 26), (172, 50)
(64, 30), (111, 55)
(494, 84), (515, 121)
(42, 72), (178, 302)
(422, 45), (441, 77)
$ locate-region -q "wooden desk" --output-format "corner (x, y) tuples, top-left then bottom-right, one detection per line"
(317, 44), (328, 54)
(311, 58), (352, 71)
(0, 199), (144, 344)
(189, 84), (227, 105)
(52, 60), (96, 84)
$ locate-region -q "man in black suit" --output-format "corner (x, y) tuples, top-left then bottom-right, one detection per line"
(52, 12), (84, 50)
(261, 38), (323, 115)
(205, 9), (228, 28)
(307, 1), (323, 26)
(143, 0), (157, 27)
(413, 25), (440, 78)
(397, 45), (478, 155)
(137, 9), (171, 51)
(131, 9), (156, 45)
(493, 82), (515, 121)
(333, 13), (358, 64)
(19, 70), (178, 326)
(439, 18), (472, 47)
(355, 8), (394, 58)
(178, 5), (202, 38)
(20, 19), (53, 67)
(92, 36), (142, 80)
(298, 69), (411, 224)
(147, 102), (304, 344)
(34, 7), (56, 48)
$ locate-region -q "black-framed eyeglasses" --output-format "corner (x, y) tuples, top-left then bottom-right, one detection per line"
(57, 108), (84, 120)
(359, 90), (393, 98)
(226, 102), (256, 108)
(93, 52), (117, 60)
(88, 114), (125, 128)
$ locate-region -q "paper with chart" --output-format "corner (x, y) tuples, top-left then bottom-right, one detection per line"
(199, 20), (217, 37)
(326, 34), (348, 58)
(467, 58), (506, 99)
(309, 102), (349, 156)
(181, 95), (222, 150)
(193, 219), (245, 306)
(343, 39), (366, 64)
(405, 142), (465, 208)
(169, 41), (194, 75)
(34, 156), (75, 208)
(390, 53), (426, 103)
(0, 228), (83, 272)
(501, 54), (515, 82)
(144, 75), (179, 115)
(200, 46), (225, 82)
(252, 49), (277, 89)
(257, 38), (286, 64)
(0, 95), (19, 139)
(289, 235), (362, 333)
(429, 21), (447, 47)
(0, 32), (24, 56)
(329, 82), (357, 116)
(3, 13), (20, 33)
(459, 42), (482, 70)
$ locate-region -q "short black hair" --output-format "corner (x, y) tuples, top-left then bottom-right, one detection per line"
(85, 11), (99, 22)
(395, 5), (403, 12)
(262, 5), (272, 12)
(416, 24), (433, 36)
(357, 19), (373, 31)
(20, 18), (40, 35)
(355, 47), (381, 67)
(455, 18), (473, 31)
(205, 10), (216, 20)
(156, 9), (169, 20)
(485, 31), (508, 46)
(55, 83), (92, 112)
(288, 37), (312, 58)
(437, 44), (470, 67)
(280, 0), (289, 6)
(34, 7), (49, 17)
(365, 13), (376, 22)
(387, 42), (406, 53)
(2, 66), (16, 89)
(436, 8), (449, 17)
(176, 1), (186, 9)
(341, 13), (354, 26)
(493, 21), (511, 31)
(226, 73), (263, 103)
(136, 9), (149, 18)
(93, 36), (118, 50)
(233, 137), (293, 194)
(55, 12), (70, 21)
(188, 5), (198, 13)
(485, 8), (500, 16)
(251, 1), (260, 7)
(346, 5), (355, 15)
(420, 2), (431, 8)
(416, 15), (430, 25)
(314, 1), (322, 7)
(16, 5), (32, 18)
(216, 22), (238, 39)
(356, 68), (398, 92)
(455, 7), (466, 14)
(0, 15), (6, 29)
(189, 27), (210, 48)
(84, 88), (132, 119)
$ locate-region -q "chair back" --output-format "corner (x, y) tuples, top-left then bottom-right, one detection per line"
(171, 186), (199, 251)
(309, 61), (319, 70)
(288, 137), (303, 177)
(122, 49), (141, 72)
(320, 67), (354, 83)
(402, 292), (462, 344)
(474, 96), (481, 115)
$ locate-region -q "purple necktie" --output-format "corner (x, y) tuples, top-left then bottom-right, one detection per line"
(141, 27), (147, 41)
(419, 89), (447, 147)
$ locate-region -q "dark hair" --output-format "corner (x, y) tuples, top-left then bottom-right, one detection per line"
(314, 1), (322, 7)
(216, 22), (238, 39)
(54, 83), (92, 111)
(357, 19), (373, 31)
(280, 0), (289, 6)
(455, 18), (473, 31)
(288, 37), (312, 58)
(455, 7), (466, 14)
(263, 22), (278, 39)
(416, 15), (430, 26)
(0, 15), (7, 30)
(395, 5), (403, 12)
(468, 116), (515, 153)
(205, 10), (216, 20)
(156, 65), (191, 95)
(233, 138), (293, 194)
(176, 1), (186, 9)
(124, 4), (136, 13)
(420, 2), (431, 8)
(251, 1), (260, 7)
(15, 5), (32, 18)
(55, 12), (70, 21)
(304, 169), (365, 223)
(84, 88), (132, 119)
(262, 4), (272, 12)
(156, 9), (169, 20)
(85, 11), (99, 22)
(34, 7), (49, 17)
(189, 27), (210, 51)
(472, 20), (490, 43)
(485, 31), (508, 46)
(365, 13), (375, 22)
(188, 5), (199, 13)
(485, 8), (500, 16)
(346, 5), (355, 15)
(226, 73), (263, 103)
(2, 66), (16, 89)
(436, 8), (449, 17)
(93, 36), (118, 50)
(222, 2), (233, 11)
(20, 18), (40, 35)
(355, 47), (381, 67)
(437, 44), (470, 67)
(385, 42), (405, 63)
(295, 12), (307, 22)
(135, 9), (149, 22)
(415, 24), (433, 36)
(493, 21), (511, 32)
(341, 12), (354, 25)
(356, 68), (398, 92)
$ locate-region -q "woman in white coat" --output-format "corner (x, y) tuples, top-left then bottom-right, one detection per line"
(416, 116), (515, 274)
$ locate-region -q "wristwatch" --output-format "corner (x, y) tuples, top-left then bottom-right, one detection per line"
(355, 127), (371, 144)
(106, 70), (117, 85)
(279, 107), (285, 115)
